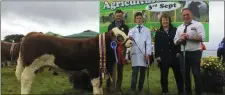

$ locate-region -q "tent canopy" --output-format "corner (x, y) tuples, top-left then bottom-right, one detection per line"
(64, 30), (99, 38)
(45, 32), (63, 38)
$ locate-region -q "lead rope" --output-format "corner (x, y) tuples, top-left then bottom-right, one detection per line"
(133, 39), (145, 56)
(133, 39), (150, 94)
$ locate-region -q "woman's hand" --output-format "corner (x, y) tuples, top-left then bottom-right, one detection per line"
(155, 57), (161, 62)
(176, 53), (180, 58)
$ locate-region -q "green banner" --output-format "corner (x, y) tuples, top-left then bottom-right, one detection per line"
(100, 0), (209, 42)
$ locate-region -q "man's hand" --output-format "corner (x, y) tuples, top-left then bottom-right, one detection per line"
(180, 33), (189, 40)
(177, 33), (188, 44)
(189, 36), (202, 42)
(145, 55), (150, 61)
(129, 36), (134, 40)
(184, 33), (189, 39)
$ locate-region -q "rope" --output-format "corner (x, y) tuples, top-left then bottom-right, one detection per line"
(133, 40), (145, 56)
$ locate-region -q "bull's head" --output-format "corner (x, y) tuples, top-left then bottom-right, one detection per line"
(111, 27), (132, 48)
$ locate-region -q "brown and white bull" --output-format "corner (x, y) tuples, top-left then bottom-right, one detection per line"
(15, 28), (132, 94)
(1, 41), (21, 67)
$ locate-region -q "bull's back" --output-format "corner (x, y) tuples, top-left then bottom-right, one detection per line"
(21, 34), (100, 70)
(53, 38), (100, 71)
(21, 34), (68, 66)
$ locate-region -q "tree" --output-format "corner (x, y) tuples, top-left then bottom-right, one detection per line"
(3, 34), (24, 43)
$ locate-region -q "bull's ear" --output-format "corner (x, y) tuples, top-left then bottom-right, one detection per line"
(109, 30), (116, 40)
(112, 27), (127, 42)
(110, 30), (115, 37)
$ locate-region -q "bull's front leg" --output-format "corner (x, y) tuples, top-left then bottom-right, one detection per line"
(21, 67), (36, 94)
(91, 77), (103, 94)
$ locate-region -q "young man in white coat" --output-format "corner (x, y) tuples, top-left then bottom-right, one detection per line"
(128, 12), (152, 94)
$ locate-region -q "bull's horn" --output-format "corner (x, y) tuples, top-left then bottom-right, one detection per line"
(112, 27), (128, 42)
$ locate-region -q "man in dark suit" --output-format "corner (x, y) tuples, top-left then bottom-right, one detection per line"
(108, 10), (129, 35)
(107, 9), (129, 94)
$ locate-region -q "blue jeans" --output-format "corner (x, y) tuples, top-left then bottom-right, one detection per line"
(131, 66), (147, 92)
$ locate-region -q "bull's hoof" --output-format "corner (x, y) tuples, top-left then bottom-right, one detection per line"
(79, 89), (92, 94)
(107, 89), (123, 95)
(109, 92), (123, 95)
(116, 89), (123, 95)
(53, 72), (58, 76)
(106, 87), (116, 93)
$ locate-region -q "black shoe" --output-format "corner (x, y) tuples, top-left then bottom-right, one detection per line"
(195, 93), (202, 95)
(162, 92), (168, 95)
(128, 89), (136, 95)
(138, 90), (145, 95)
(178, 92), (184, 95)
(116, 89), (123, 95)
(186, 92), (192, 95)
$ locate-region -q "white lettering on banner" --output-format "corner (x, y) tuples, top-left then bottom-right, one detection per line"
(103, 0), (156, 10)
(145, 2), (181, 12)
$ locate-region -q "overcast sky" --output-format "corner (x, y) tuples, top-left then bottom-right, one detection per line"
(1, 1), (224, 50)
(1, 0), (100, 37)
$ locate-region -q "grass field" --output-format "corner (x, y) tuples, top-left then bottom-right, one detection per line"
(1, 63), (224, 94)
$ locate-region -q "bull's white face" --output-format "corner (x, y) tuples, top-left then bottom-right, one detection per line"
(112, 27), (132, 48)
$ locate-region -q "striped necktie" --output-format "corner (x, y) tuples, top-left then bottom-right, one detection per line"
(183, 23), (192, 45)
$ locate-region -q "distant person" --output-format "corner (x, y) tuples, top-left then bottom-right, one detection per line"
(217, 37), (225, 64)
(155, 13), (183, 95)
(174, 8), (205, 95)
(108, 9), (129, 35)
(107, 9), (129, 94)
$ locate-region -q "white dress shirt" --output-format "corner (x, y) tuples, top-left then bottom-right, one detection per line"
(174, 20), (205, 51)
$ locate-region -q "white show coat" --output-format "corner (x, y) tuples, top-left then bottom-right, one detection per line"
(128, 25), (152, 67)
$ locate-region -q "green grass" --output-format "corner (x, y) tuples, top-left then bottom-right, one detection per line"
(1, 64), (223, 94)
(1, 67), (72, 94)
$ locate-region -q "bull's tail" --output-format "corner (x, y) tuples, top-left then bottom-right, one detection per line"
(15, 52), (25, 81)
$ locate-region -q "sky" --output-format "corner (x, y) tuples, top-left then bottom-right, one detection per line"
(1, 1), (224, 50)
(1, 0), (100, 37)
